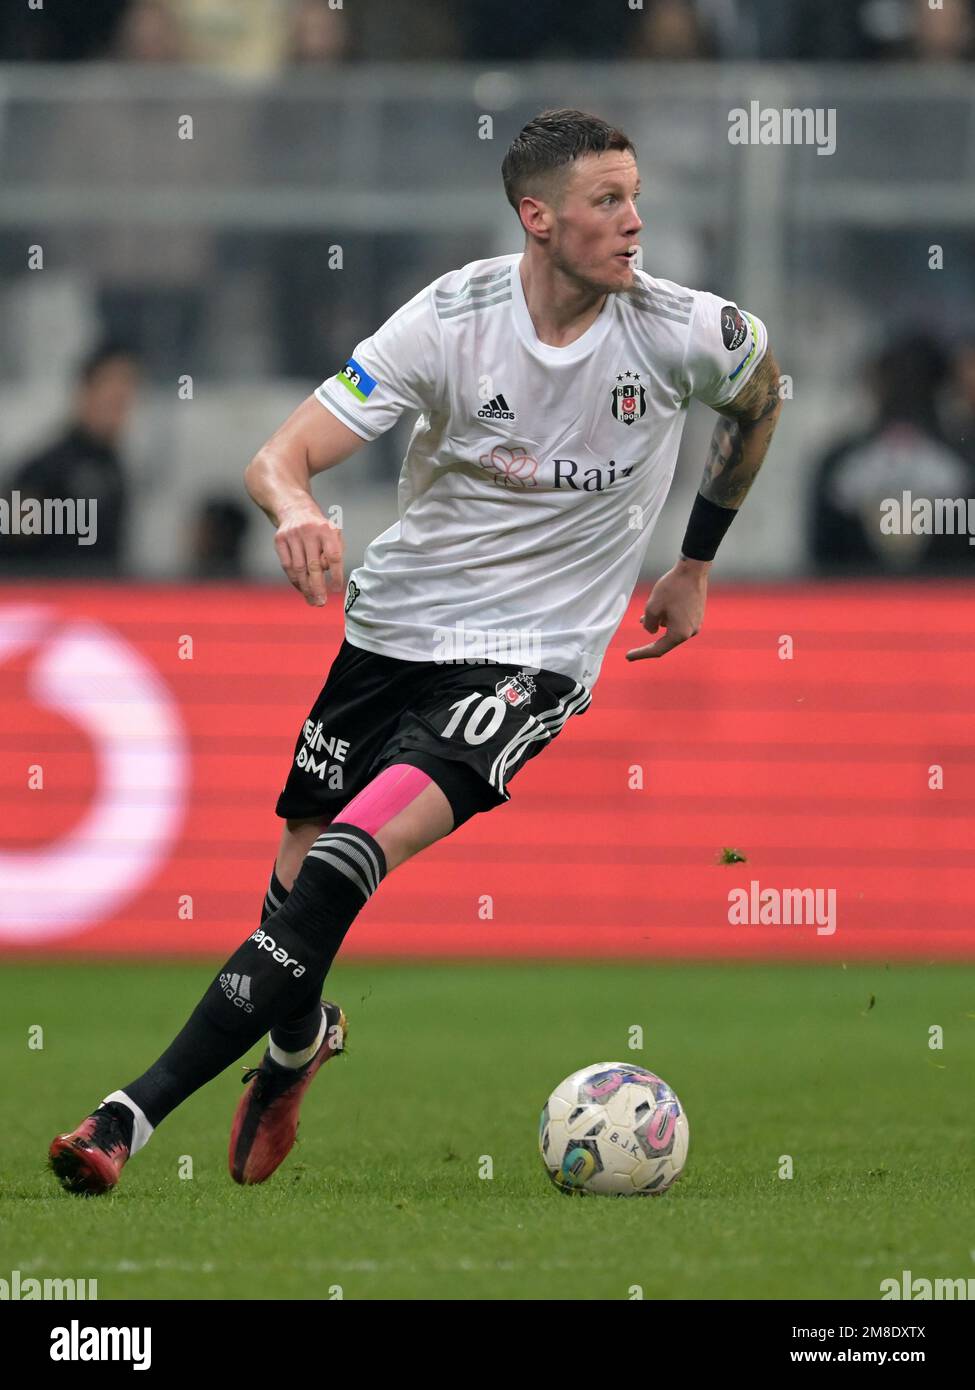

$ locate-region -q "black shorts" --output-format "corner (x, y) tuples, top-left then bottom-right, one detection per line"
(274, 638), (592, 829)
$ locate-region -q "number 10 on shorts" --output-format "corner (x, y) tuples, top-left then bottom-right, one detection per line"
(440, 693), (509, 745)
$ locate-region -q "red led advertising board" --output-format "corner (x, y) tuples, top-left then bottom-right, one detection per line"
(1, 583), (972, 959)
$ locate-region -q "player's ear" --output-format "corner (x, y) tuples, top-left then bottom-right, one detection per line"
(519, 196), (552, 241)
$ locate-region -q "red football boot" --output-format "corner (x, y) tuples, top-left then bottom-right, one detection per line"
(229, 1001), (346, 1185)
(49, 1107), (131, 1196)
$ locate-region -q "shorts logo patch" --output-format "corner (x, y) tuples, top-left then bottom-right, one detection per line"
(495, 670), (537, 708)
(345, 579), (360, 614)
(721, 305), (748, 351)
(337, 358), (377, 402)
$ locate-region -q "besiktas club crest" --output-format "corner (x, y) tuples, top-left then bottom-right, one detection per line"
(495, 671), (536, 708)
(611, 371), (646, 426)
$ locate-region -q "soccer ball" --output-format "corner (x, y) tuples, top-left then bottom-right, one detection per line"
(539, 1062), (689, 1196)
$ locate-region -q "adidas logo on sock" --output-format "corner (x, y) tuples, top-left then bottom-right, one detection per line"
(219, 972), (255, 1013)
(477, 392), (514, 421)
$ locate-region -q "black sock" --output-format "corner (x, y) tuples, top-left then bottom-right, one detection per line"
(261, 867), (289, 926)
(262, 867), (329, 1055)
(120, 823), (386, 1128)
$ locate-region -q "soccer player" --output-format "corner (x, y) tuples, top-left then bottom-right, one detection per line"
(49, 108), (782, 1194)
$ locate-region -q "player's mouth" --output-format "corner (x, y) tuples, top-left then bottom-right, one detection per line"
(615, 248), (638, 263)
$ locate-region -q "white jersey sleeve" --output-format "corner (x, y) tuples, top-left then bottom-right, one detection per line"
(682, 291), (769, 410)
(315, 283), (444, 441)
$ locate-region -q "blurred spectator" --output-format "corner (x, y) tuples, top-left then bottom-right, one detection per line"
(716, 0), (974, 60)
(771, 0), (901, 59)
(188, 496), (251, 578)
(350, 0), (459, 60)
(457, 0), (619, 61)
(170, 1), (295, 75)
(946, 334), (975, 459)
(809, 334), (975, 574)
(32, 0), (250, 381)
(0, 0), (130, 61)
(914, 0), (974, 61)
(97, 0), (194, 376)
(112, 0), (184, 61)
(286, 0), (349, 65)
(258, 6), (358, 383)
(632, 0), (713, 59)
(1, 343), (140, 577)
(2, 0), (973, 65)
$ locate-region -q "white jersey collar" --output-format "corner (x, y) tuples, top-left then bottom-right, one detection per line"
(511, 253), (615, 364)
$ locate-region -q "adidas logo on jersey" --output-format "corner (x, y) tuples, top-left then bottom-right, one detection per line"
(477, 393), (515, 421)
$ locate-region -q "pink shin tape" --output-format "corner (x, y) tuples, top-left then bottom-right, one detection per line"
(338, 763), (434, 836)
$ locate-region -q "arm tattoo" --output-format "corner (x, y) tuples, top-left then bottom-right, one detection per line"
(699, 352), (782, 509)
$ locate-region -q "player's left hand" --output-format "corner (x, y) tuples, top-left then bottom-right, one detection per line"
(625, 556), (711, 661)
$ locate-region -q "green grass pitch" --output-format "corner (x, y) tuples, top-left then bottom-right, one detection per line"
(2, 961), (973, 1301)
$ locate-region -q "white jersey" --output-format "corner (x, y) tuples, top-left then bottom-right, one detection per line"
(316, 252), (768, 690)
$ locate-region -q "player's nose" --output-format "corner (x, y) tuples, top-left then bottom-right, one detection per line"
(623, 201), (643, 234)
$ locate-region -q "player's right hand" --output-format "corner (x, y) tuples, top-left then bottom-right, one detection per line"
(273, 507), (344, 607)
